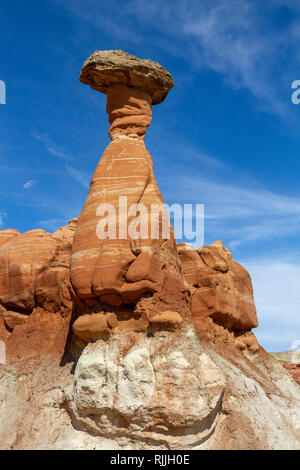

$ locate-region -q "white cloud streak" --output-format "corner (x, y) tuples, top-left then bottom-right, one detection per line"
(168, 169), (300, 246)
(23, 179), (37, 189)
(0, 212), (7, 229)
(65, 164), (90, 189)
(32, 130), (73, 160)
(59, 0), (300, 119)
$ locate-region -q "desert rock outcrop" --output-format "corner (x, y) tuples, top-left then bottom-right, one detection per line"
(0, 50), (299, 451)
(0, 229), (62, 312)
(278, 361), (300, 385)
(0, 229), (20, 248)
(178, 240), (258, 330)
(53, 218), (77, 245)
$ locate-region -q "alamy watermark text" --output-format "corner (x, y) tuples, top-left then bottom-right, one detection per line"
(0, 80), (6, 104)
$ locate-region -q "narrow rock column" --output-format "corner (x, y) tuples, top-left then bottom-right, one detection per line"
(71, 51), (189, 336)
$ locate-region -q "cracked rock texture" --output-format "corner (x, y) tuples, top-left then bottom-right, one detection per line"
(178, 241), (258, 330)
(65, 326), (226, 449)
(79, 50), (174, 105)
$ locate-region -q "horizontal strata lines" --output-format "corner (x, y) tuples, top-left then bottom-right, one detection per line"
(71, 246), (133, 259)
(114, 157), (148, 161)
(72, 246), (133, 256)
(71, 249), (101, 259)
(70, 98), (182, 306)
(87, 187), (147, 198)
(93, 175), (146, 179)
(110, 136), (146, 145)
(71, 265), (118, 270)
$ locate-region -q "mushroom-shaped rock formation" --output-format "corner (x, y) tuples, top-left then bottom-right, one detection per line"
(71, 50), (189, 338)
(79, 50), (174, 105)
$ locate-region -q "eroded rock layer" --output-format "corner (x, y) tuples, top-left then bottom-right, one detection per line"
(0, 229), (20, 248)
(1, 320), (299, 450)
(0, 230), (62, 312)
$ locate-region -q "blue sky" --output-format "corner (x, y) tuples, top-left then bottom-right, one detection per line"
(1, 0), (300, 351)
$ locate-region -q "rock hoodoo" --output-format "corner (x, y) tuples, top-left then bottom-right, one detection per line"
(0, 50), (299, 450)
(71, 50), (189, 339)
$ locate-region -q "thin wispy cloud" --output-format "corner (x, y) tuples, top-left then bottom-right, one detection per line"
(243, 257), (300, 351)
(180, 147), (228, 170)
(130, 0), (299, 118)
(60, 0), (300, 120)
(179, 176), (300, 219)
(23, 179), (37, 189)
(164, 150), (300, 247)
(0, 212), (7, 229)
(39, 218), (68, 232)
(65, 164), (90, 189)
(32, 130), (73, 160)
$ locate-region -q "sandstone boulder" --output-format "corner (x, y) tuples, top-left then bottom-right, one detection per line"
(72, 313), (110, 341)
(65, 325), (226, 448)
(199, 244), (229, 273)
(3, 310), (28, 331)
(53, 218), (77, 245)
(178, 241), (258, 330)
(79, 50), (174, 105)
(149, 310), (183, 325)
(35, 242), (73, 314)
(0, 229), (61, 311)
(235, 332), (260, 353)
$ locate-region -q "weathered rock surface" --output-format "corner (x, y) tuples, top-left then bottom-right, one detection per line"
(2, 310), (28, 331)
(0, 230), (62, 311)
(72, 312), (111, 340)
(79, 50), (174, 105)
(53, 218), (77, 245)
(35, 240), (73, 315)
(279, 361), (300, 385)
(178, 241), (258, 330)
(0, 229), (20, 248)
(66, 329), (225, 448)
(65, 325), (226, 448)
